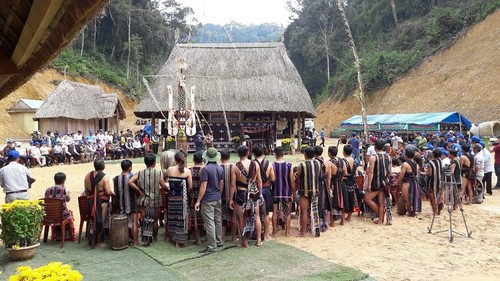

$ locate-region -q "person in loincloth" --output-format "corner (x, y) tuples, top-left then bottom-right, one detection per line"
(460, 143), (474, 205)
(128, 153), (168, 246)
(190, 151), (204, 245)
(252, 144), (275, 241)
(220, 150), (236, 241)
(271, 147), (295, 236)
(296, 147), (321, 237)
(84, 158), (114, 248)
(113, 160), (141, 246)
(448, 149), (462, 209)
(365, 140), (391, 225)
(426, 149), (443, 215)
(229, 145), (263, 248)
(397, 148), (421, 217)
(341, 144), (357, 222)
(328, 146), (345, 226)
(45, 172), (76, 242)
(314, 146), (332, 231)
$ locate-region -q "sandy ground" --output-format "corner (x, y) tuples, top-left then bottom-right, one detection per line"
(24, 137), (500, 281)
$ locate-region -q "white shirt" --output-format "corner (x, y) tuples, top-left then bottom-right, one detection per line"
(474, 152), (485, 178)
(366, 145), (376, 157)
(74, 134), (83, 141)
(483, 150), (493, 173)
(0, 161), (30, 193)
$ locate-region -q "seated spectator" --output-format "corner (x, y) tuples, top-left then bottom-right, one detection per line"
(44, 172), (76, 241)
(133, 138), (143, 158)
(125, 138), (134, 158)
(39, 142), (53, 166)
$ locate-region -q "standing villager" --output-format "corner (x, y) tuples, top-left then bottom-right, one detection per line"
(348, 132), (361, 166)
(220, 150), (236, 241)
(151, 132), (160, 154)
(460, 143), (474, 205)
(128, 153), (168, 246)
(252, 144), (275, 241)
(313, 146), (332, 231)
(426, 149), (443, 215)
(296, 147), (322, 237)
(397, 148), (421, 216)
(472, 143), (485, 204)
(365, 140), (391, 224)
(489, 139), (500, 190)
(229, 145), (263, 248)
(328, 146), (345, 225)
(0, 151), (31, 203)
(271, 147), (295, 236)
(341, 145), (357, 222)
(165, 152), (192, 247)
(319, 128), (326, 147)
(113, 160), (140, 246)
(195, 148), (224, 253)
(84, 158), (113, 248)
(190, 152), (204, 245)
(242, 135), (253, 159)
(448, 149), (462, 210)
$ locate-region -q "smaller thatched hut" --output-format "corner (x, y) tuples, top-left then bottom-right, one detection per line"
(7, 99), (43, 134)
(33, 80), (126, 134)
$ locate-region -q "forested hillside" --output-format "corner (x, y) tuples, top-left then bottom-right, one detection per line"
(191, 23), (281, 43)
(285, 0), (500, 103)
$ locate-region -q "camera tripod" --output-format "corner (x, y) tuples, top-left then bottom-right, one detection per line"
(427, 172), (472, 243)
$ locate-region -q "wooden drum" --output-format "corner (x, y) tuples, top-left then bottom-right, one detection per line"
(110, 214), (128, 250)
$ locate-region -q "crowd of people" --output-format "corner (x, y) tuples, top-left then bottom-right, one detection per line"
(0, 128), (498, 253)
(0, 129), (160, 168)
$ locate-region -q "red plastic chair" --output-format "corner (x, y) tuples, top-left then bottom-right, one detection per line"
(77, 196), (89, 243)
(42, 198), (71, 248)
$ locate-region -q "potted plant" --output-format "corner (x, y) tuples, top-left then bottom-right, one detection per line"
(231, 136), (240, 149)
(281, 138), (292, 152)
(0, 199), (44, 261)
(177, 127), (188, 152)
(165, 136), (176, 150)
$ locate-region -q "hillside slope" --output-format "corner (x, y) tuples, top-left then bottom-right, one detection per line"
(315, 10), (500, 130)
(0, 69), (139, 141)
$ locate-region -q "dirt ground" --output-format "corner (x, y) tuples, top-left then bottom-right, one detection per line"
(24, 137), (500, 281)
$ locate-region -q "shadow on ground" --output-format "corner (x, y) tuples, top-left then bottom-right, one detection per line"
(0, 236), (371, 280)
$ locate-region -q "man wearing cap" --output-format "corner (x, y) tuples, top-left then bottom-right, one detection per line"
(195, 147), (224, 253)
(0, 150), (32, 203)
(447, 138), (462, 157)
(471, 143), (485, 204)
(348, 132), (361, 166)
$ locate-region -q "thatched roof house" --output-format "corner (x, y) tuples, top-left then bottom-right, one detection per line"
(0, 0), (108, 100)
(135, 43), (315, 118)
(34, 80), (126, 134)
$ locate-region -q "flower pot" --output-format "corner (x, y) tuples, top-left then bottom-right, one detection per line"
(282, 143), (291, 151)
(7, 243), (40, 261)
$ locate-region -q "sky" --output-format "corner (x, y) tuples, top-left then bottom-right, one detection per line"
(177, 0), (292, 26)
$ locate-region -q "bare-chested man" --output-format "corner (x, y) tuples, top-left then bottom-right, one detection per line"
(84, 158), (114, 248)
(252, 144), (275, 241)
(229, 145), (263, 248)
(365, 139), (391, 225)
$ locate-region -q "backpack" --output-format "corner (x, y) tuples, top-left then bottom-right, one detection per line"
(236, 161), (259, 201)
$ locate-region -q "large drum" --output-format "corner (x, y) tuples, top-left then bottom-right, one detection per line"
(110, 214), (128, 250)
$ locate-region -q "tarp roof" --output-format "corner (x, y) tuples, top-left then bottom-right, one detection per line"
(341, 112), (472, 130)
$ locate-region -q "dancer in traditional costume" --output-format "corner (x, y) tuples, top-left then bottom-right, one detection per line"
(129, 153), (168, 246)
(426, 149), (443, 215)
(190, 152), (204, 245)
(220, 150), (236, 241)
(253, 144), (275, 241)
(45, 172), (76, 242)
(296, 147), (321, 237)
(397, 148), (421, 216)
(341, 145), (357, 222)
(229, 145), (263, 248)
(328, 146), (345, 225)
(314, 146), (331, 231)
(165, 152), (192, 247)
(271, 147), (295, 236)
(365, 140), (391, 225)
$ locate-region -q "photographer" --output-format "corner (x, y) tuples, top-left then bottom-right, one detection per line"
(489, 138), (500, 190)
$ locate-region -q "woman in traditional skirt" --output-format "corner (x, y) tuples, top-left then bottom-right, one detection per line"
(45, 172), (76, 242)
(328, 146), (346, 225)
(166, 151), (193, 247)
(341, 145), (357, 222)
(397, 148), (421, 216)
(189, 152), (204, 245)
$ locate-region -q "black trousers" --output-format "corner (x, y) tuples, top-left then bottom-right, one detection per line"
(483, 172), (492, 194)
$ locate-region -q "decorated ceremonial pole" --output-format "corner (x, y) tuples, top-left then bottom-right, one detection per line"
(167, 58), (197, 152)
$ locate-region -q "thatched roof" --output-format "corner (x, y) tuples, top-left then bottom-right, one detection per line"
(135, 43), (315, 119)
(33, 80), (126, 120)
(0, 0), (109, 100)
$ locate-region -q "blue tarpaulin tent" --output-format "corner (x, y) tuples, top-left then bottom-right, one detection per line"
(341, 112), (472, 131)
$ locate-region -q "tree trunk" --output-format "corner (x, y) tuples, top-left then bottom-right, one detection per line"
(390, 0), (399, 28)
(126, 1), (131, 80)
(93, 18), (97, 47)
(335, 0), (368, 140)
(80, 29), (85, 57)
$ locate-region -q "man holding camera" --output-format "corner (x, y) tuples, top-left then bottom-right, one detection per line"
(489, 138), (500, 190)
